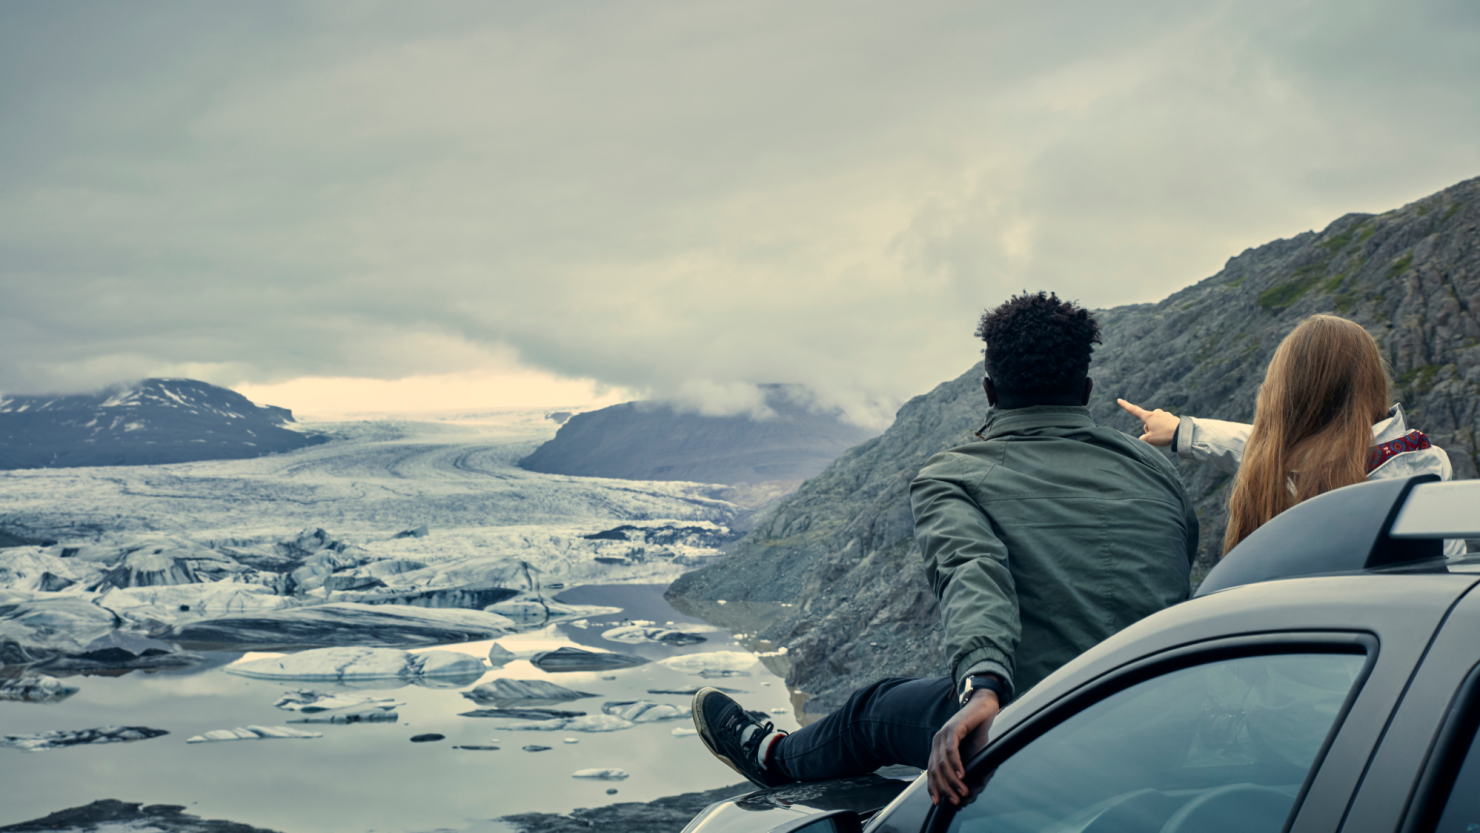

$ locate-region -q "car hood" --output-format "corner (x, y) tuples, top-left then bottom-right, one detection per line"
(682, 771), (916, 833)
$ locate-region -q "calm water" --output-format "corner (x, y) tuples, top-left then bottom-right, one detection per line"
(0, 585), (794, 832)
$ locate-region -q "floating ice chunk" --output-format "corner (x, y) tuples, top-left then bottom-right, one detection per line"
(500, 715), (634, 733)
(164, 603), (515, 648)
(671, 726), (698, 737)
(487, 642), (517, 667)
(523, 745), (551, 752)
(530, 646), (647, 673)
(563, 738), (579, 744)
(226, 647), (483, 682)
(699, 670), (751, 679)
(646, 685), (744, 696)
(572, 768), (628, 780)
(601, 700), (689, 723)
(484, 594), (620, 625)
(101, 583), (292, 626)
(601, 624), (712, 645)
(273, 690), (401, 713)
(770, 708), (789, 715)
(2, 725), (168, 751)
(289, 710), (398, 724)
(657, 651), (757, 674)
(0, 675), (80, 703)
(186, 725), (321, 743)
(463, 678), (595, 706)
(420, 651), (484, 677)
(460, 708), (586, 720)
(410, 733), (444, 743)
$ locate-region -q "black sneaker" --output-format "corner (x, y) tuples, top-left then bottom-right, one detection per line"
(692, 687), (794, 789)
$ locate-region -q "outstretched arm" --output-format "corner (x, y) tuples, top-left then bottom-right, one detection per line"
(1119, 400), (1251, 474)
(1117, 399), (1180, 447)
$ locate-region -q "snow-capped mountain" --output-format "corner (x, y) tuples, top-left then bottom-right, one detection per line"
(0, 378), (326, 469)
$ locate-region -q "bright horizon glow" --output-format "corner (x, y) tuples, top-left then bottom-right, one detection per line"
(235, 369), (637, 421)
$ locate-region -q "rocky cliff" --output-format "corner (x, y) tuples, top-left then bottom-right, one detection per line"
(0, 378), (326, 470)
(519, 384), (878, 486)
(669, 175), (1480, 716)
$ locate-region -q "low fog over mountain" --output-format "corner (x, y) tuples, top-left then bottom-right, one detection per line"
(519, 385), (879, 486)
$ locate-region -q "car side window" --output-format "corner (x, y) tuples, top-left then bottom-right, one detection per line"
(1431, 733), (1480, 833)
(947, 652), (1366, 833)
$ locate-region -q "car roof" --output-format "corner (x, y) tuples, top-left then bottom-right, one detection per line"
(1196, 476), (1480, 596)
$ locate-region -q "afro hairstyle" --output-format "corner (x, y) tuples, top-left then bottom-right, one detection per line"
(975, 291), (1101, 398)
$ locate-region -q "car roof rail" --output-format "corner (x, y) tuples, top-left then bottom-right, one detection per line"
(1194, 474), (1480, 597)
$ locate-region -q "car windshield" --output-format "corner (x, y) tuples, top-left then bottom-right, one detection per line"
(948, 652), (1366, 833)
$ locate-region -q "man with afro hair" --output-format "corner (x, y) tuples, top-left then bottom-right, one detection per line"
(692, 292), (1197, 806)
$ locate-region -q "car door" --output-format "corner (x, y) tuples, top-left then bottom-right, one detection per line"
(1340, 580), (1480, 833)
(877, 634), (1383, 833)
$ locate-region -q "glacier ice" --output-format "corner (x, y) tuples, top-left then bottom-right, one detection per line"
(186, 726), (322, 743)
(657, 651), (757, 674)
(462, 678), (595, 706)
(224, 646), (485, 681)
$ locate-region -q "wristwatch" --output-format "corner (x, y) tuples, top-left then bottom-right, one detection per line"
(959, 674), (1009, 707)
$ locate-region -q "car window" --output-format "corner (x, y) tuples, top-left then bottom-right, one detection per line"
(1431, 734), (1480, 833)
(1426, 677), (1480, 833)
(947, 652), (1366, 833)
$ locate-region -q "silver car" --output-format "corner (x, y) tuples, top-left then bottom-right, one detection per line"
(683, 474), (1480, 833)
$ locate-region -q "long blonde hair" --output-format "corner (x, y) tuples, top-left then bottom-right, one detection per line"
(1223, 315), (1391, 554)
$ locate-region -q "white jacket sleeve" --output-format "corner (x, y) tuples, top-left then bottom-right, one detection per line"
(1173, 416), (1252, 475)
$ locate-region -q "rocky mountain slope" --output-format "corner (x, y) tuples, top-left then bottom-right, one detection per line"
(519, 384), (878, 485)
(669, 175), (1480, 716)
(0, 378), (326, 469)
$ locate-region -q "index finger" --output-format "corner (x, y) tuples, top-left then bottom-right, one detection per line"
(1116, 399), (1151, 420)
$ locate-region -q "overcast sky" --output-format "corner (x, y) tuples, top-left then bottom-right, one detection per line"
(3, 0), (1478, 423)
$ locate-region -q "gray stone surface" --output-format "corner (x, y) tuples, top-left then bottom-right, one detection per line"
(497, 782), (750, 833)
(0, 800), (283, 832)
(670, 175), (1480, 716)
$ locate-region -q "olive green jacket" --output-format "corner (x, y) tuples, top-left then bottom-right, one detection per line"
(911, 405), (1198, 700)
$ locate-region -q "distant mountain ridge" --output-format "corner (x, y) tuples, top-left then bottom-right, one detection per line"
(0, 378), (326, 470)
(519, 384), (879, 486)
(670, 174), (1480, 716)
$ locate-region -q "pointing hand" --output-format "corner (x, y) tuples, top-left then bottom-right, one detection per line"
(1117, 399), (1179, 447)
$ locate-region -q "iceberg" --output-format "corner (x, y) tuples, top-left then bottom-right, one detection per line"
(186, 725), (322, 743)
(657, 651), (757, 674)
(225, 646), (484, 682)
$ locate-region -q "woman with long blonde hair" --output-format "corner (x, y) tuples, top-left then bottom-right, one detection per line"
(1119, 314), (1461, 557)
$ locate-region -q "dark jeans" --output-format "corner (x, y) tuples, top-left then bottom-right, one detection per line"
(772, 676), (958, 781)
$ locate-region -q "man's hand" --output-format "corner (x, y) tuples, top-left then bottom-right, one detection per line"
(928, 689), (999, 806)
(1117, 399), (1179, 448)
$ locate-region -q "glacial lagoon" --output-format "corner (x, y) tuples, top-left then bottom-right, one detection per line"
(0, 585), (797, 832)
(0, 414), (794, 832)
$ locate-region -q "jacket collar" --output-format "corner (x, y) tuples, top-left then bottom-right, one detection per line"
(1370, 403), (1410, 444)
(980, 405), (1096, 440)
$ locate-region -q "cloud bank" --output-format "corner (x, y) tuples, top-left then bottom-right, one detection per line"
(1, 0), (1478, 424)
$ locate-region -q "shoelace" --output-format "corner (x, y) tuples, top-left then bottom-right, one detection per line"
(734, 711), (776, 760)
